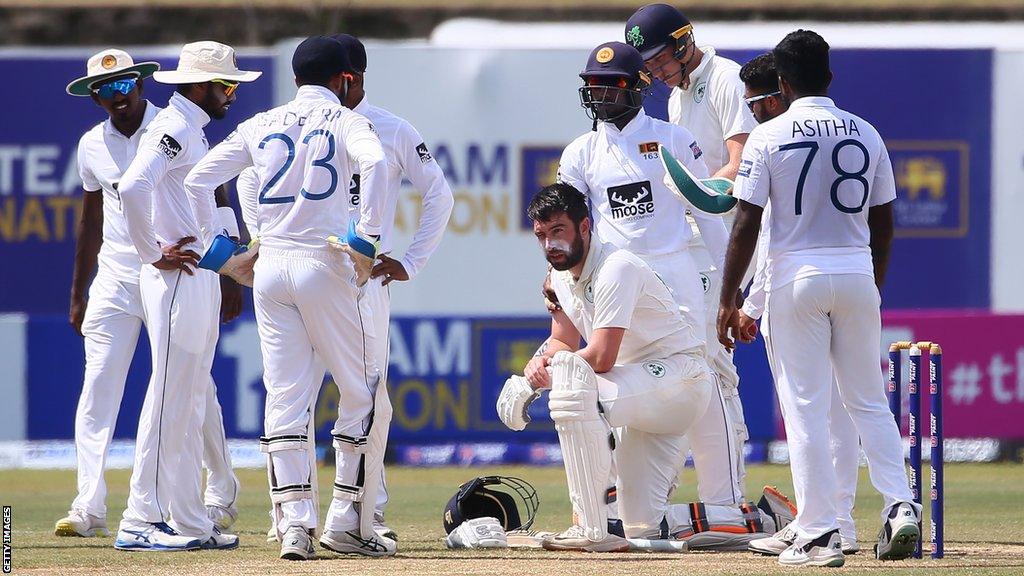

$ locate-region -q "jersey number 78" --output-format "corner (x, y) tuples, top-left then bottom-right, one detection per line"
(779, 138), (871, 215)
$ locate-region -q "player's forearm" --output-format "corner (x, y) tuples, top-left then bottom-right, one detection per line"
(402, 179), (454, 278)
(719, 201), (762, 307)
(712, 160), (739, 181)
(70, 200), (102, 301)
(120, 180), (162, 264)
(535, 337), (575, 360)
(868, 202), (895, 290)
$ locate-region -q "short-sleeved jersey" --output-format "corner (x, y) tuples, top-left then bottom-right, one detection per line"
(733, 96), (897, 289)
(557, 109), (726, 260)
(184, 85), (387, 252)
(76, 100), (160, 282)
(120, 93), (213, 264)
(346, 96), (454, 279)
(549, 240), (703, 364)
(667, 47), (757, 176)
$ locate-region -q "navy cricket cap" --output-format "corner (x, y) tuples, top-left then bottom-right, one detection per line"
(624, 3), (693, 61)
(292, 35), (353, 79)
(580, 41), (644, 80)
(331, 34), (367, 73)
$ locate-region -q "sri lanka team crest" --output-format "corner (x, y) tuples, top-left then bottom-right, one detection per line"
(888, 142), (968, 238)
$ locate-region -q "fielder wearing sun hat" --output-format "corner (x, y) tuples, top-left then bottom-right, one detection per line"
(66, 49), (160, 96)
(152, 41), (261, 85)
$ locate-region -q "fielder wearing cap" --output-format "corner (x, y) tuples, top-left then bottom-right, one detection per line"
(626, 4), (756, 498)
(181, 35), (395, 560)
(114, 40), (259, 553)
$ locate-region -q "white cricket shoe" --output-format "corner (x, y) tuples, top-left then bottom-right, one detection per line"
(280, 526), (315, 561)
(200, 526), (239, 550)
(841, 535), (860, 554)
(114, 522), (202, 551)
(374, 524), (398, 541)
(54, 510), (109, 537)
(875, 502), (920, 560)
(205, 505), (237, 531)
(320, 529), (397, 557)
(749, 524), (797, 555)
(541, 525), (630, 553)
(778, 529), (845, 567)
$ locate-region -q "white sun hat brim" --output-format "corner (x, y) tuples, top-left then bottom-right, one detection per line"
(152, 69), (262, 84)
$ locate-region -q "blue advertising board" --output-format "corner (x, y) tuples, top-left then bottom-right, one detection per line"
(20, 314), (777, 448)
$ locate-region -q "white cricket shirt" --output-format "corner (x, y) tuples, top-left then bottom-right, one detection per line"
(549, 240), (703, 364)
(121, 93), (213, 265)
(557, 109), (728, 265)
(76, 100), (161, 282)
(733, 96), (897, 291)
(184, 85), (387, 252)
(667, 47), (757, 176)
(347, 95), (454, 279)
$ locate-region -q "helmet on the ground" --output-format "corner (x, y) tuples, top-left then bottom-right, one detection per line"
(442, 476), (539, 534)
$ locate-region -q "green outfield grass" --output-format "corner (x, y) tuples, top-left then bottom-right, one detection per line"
(1, 463), (1022, 575)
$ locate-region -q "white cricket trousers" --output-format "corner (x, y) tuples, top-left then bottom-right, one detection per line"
(121, 267), (221, 540)
(763, 273), (913, 542)
(363, 277), (391, 518)
(642, 249), (743, 505)
(74, 273), (237, 519)
(254, 247), (378, 534)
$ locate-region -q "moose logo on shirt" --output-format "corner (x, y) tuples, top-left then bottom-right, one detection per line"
(607, 180), (654, 221)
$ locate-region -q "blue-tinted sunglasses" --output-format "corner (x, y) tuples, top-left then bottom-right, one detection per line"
(92, 77), (138, 99)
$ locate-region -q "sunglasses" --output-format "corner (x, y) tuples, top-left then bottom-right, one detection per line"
(212, 78), (239, 97)
(92, 77), (137, 99)
(745, 91), (781, 111)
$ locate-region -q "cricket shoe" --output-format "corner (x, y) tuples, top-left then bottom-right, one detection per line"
(54, 509), (109, 537)
(374, 511), (398, 541)
(114, 522), (201, 551)
(205, 505), (238, 531)
(541, 525), (629, 553)
(757, 485), (797, 533)
(280, 526), (315, 561)
(842, 535), (860, 554)
(200, 526), (239, 550)
(875, 502), (920, 560)
(677, 530), (762, 551)
(320, 529), (397, 557)
(778, 529), (845, 567)
(749, 523), (797, 555)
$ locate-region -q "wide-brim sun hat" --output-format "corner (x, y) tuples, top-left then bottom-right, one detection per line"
(152, 41), (262, 84)
(66, 48), (160, 96)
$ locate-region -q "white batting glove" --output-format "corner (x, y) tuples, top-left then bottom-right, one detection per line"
(497, 375), (540, 432)
(444, 517), (508, 549)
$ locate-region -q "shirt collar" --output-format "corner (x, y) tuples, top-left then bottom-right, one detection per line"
(295, 84), (341, 105)
(352, 93), (370, 114)
(598, 108), (649, 138)
(789, 96), (836, 109)
(682, 46), (715, 90)
(169, 92), (211, 128)
(571, 237), (606, 287)
(103, 99), (159, 138)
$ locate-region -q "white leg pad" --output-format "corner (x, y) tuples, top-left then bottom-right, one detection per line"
(548, 351), (611, 542)
(261, 433), (316, 539)
(331, 380), (392, 539)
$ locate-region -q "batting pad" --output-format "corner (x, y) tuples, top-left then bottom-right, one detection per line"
(549, 351), (611, 542)
(660, 145), (737, 214)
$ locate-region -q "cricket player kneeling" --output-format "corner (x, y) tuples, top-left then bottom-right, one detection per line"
(503, 183), (794, 552)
